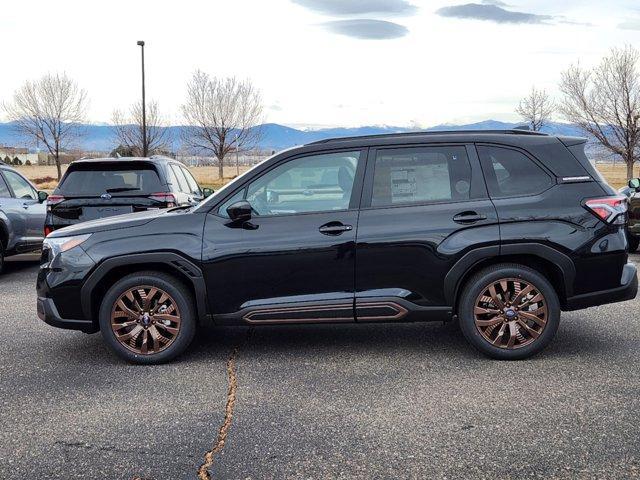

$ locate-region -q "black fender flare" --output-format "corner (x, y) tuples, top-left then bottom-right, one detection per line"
(443, 243), (575, 305)
(80, 252), (209, 323)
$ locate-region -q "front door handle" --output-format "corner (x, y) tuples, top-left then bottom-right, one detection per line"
(319, 222), (353, 235)
(453, 211), (487, 224)
(22, 203), (30, 210)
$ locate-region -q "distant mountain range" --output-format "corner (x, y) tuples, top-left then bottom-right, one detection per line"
(0, 120), (589, 153)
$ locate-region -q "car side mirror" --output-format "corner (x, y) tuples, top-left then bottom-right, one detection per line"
(629, 178), (640, 191)
(226, 200), (252, 222)
(38, 191), (49, 203)
(202, 187), (214, 198)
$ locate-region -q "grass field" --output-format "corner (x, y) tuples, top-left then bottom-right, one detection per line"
(12, 162), (640, 192)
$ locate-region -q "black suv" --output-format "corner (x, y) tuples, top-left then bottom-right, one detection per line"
(37, 131), (637, 364)
(44, 156), (211, 235)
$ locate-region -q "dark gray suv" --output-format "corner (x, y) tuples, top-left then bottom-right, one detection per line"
(0, 165), (48, 272)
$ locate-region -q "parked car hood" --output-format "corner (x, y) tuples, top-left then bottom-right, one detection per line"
(47, 208), (170, 237)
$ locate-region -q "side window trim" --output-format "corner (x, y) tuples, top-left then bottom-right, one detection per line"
(361, 143), (476, 210)
(212, 148), (368, 218)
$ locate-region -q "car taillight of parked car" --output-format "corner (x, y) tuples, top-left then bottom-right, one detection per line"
(149, 192), (177, 207)
(584, 195), (628, 225)
(46, 195), (65, 211)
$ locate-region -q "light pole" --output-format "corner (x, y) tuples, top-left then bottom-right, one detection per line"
(235, 133), (240, 176)
(137, 40), (147, 157)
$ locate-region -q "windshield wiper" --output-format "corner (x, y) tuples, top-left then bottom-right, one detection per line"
(105, 187), (141, 193)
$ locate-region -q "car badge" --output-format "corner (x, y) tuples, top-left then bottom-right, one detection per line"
(101, 193), (112, 200)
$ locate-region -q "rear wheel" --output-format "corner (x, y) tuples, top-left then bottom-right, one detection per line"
(99, 272), (196, 364)
(458, 264), (560, 360)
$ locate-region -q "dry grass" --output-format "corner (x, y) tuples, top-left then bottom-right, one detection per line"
(593, 163), (639, 189)
(12, 162), (635, 192)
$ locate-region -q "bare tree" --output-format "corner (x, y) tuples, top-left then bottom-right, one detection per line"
(3, 73), (87, 180)
(112, 100), (171, 157)
(181, 71), (263, 179)
(516, 87), (555, 131)
(559, 45), (640, 180)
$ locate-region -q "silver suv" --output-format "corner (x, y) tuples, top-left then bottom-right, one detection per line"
(0, 165), (48, 272)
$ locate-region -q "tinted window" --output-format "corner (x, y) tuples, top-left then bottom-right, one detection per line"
(371, 146), (471, 207)
(0, 174), (11, 198)
(58, 163), (163, 195)
(478, 146), (553, 198)
(3, 170), (36, 200)
(245, 151), (360, 216)
(180, 166), (202, 196)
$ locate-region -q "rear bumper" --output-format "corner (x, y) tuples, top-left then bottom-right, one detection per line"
(37, 296), (98, 333)
(564, 262), (638, 311)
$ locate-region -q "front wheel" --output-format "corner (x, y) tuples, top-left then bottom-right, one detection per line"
(458, 264), (560, 360)
(99, 272), (197, 364)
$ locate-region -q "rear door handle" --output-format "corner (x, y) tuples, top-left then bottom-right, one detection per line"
(319, 222), (353, 235)
(453, 211), (487, 224)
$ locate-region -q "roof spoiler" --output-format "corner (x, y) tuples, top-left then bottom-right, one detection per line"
(559, 136), (588, 147)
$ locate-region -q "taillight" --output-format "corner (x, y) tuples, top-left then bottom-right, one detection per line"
(46, 195), (65, 211)
(584, 195), (628, 225)
(149, 192), (177, 207)
(44, 226), (53, 237)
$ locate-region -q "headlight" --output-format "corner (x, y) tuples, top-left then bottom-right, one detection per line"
(43, 234), (92, 257)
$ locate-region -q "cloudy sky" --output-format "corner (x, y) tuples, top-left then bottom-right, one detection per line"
(1, 0), (639, 128)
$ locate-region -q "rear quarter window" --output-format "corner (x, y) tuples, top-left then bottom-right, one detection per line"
(477, 145), (553, 198)
(58, 162), (164, 195)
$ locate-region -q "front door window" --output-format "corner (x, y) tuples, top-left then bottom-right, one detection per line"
(244, 151), (360, 216)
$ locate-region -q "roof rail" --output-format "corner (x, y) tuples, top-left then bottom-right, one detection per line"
(306, 129), (548, 145)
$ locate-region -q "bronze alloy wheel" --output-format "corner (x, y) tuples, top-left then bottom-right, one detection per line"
(110, 285), (181, 355)
(473, 278), (548, 349)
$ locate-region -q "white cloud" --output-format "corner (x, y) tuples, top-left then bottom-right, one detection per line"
(0, 0), (637, 127)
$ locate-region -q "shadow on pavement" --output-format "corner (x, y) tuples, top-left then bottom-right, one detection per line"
(41, 307), (627, 365)
(2, 253), (41, 275)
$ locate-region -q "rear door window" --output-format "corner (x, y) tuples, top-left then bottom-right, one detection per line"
(58, 162), (164, 196)
(170, 164), (189, 193)
(180, 166), (202, 196)
(477, 146), (553, 198)
(370, 146), (471, 207)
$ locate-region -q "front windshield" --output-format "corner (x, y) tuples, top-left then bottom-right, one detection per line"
(192, 151), (283, 213)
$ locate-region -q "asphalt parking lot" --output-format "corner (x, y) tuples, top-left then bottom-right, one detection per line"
(1, 254), (640, 479)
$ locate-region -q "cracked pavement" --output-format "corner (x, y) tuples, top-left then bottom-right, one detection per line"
(1, 253), (640, 479)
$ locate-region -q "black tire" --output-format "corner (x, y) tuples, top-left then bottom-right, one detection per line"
(0, 240), (4, 274)
(458, 263), (560, 360)
(99, 271), (197, 364)
(627, 231), (639, 253)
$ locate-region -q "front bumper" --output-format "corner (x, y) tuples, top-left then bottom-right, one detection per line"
(36, 244), (97, 332)
(564, 262), (638, 311)
(37, 296), (98, 333)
